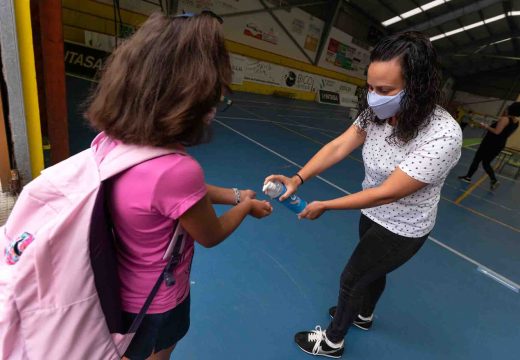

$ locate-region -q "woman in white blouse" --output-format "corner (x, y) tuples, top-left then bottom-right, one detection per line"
(265, 32), (462, 358)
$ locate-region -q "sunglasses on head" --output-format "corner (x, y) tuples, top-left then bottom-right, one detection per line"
(173, 10), (223, 24)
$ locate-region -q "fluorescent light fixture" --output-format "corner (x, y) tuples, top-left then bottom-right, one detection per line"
(381, 0), (450, 27)
(430, 13), (510, 42)
(484, 14), (506, 24)
(430, 34), (446, 41)
(464, 21), (485, 31)
(490, 37), (512, 45)
(508, 11), (520, 16)
(421, 0), (446, 11)
(401, 8), (422, 19)
(445, 28), (465, 36)
(382, 16), (402, 27)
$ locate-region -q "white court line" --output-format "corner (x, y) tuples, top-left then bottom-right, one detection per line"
(215, 120), (348, 196)
(215, 119), (520, 293)
(276, 113), (348, 120)
(442, 181), (519, 211)
(236, 99), (347, 113)
(218, 115), (343, 135)
(430, 238), (520, 292)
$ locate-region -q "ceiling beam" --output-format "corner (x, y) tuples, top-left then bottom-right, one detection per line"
(220, 1), (327, 17)
(455, 81), (520, 100)
(451, 53), (520, 61)
(403, 0), (502, 32)
(478, 9), (499, 58)
(338, 0), (388, 40)
(257, 0), (314, 63)
(504, 1), (520, 56)
(454, 63), (520, 78)
(379, 0), (417, 28)
(314, 0), (342, 65)
(438, 29), (520, 56)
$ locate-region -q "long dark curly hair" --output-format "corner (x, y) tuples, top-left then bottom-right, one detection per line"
(356, 32), (441, 144)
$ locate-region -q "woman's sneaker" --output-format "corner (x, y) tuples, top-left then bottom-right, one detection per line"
(458, 176), (471, 183)
(490, 180), (500, 190)
(294, 326), (344, 358)
(222, 98), (233, 112)
(329, 306), (373, 331)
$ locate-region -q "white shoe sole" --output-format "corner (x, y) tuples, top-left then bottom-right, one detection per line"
(353, 323), (370, 331)
(329, 314), (370, 331)
(296, 344), (343, 358)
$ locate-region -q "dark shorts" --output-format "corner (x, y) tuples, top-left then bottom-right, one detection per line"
(123, 294), (190, 359)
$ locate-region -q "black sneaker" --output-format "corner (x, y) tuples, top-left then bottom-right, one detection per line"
(329, 307), (373, 331)
(490, 180), (500, 190)
(458, 176), (471, 183)
(222, 99), (233, 112)
(294, 326), (344, 358)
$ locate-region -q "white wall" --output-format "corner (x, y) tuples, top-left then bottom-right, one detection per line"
(97, 0), (157, 13)
(182, 1), (324, 63)
(453, 91), (512, 117)
(98, 0), (325, 63)
(96, 0), (371, 81)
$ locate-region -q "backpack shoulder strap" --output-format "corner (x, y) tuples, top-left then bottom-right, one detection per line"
(94, 134), (185, 181)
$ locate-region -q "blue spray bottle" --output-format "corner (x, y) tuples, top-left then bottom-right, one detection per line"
(263, 181), (307, 214)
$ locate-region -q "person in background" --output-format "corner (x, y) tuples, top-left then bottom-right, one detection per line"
(458, 102), (520, 190)
(221, 95), (233, 111)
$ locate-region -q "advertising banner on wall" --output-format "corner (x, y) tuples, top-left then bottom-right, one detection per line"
(230, 54), (246, 85)
(243, 22), (279, 45)
(243, 59), (283, 86)
(64, 42), (109, 79)
(324, 36), (370, 77)
(318, 90), (340, 105)
(230, 54), (358, 107)
(73, 29), (359, 108)
(319, 27), (370, 80)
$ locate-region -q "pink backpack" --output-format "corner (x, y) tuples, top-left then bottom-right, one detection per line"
(0, 133), (179, 359)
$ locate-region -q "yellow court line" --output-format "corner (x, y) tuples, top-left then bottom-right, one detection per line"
(441, 195), (519, 233)
(451, 199), (520, 233)
(454, 174), (489, 204)
(454, 162), (501, 205)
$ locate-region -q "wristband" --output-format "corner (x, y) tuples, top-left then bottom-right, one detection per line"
(294, 173), (304, 185)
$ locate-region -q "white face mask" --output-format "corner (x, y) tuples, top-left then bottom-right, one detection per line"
(367, 90), (404, 120)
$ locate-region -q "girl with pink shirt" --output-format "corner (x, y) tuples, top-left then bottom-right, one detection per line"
(85, 11), (272, 360)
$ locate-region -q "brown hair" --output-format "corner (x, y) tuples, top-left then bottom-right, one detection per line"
(86, 12), (232, 147)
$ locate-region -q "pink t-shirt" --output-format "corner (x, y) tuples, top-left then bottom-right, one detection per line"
(108, 151), (206, 314)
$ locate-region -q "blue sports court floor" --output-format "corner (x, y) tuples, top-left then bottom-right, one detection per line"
(67, 79), (520, 359)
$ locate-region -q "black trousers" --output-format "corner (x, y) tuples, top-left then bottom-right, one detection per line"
(466, 144), (503, 182)
(326, 214), (428, 343)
